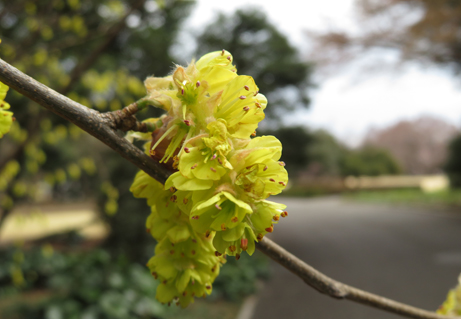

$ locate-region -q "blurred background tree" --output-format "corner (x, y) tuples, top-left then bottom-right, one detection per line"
(445, 134), (461, 188)
(196, 8), (314, 121)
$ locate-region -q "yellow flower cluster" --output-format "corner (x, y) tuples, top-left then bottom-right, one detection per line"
(130, 50), (288, 307)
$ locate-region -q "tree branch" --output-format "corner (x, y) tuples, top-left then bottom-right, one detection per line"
(0, 57), (458, 319)
(0, 58), (170, 184)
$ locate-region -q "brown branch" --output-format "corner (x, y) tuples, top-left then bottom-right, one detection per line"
(0, 58), (170, 184)
(0, 57), (458, 319)
(257, 237), (457, 319)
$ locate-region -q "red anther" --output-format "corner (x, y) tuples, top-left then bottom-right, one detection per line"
(163, 280), (167, 284)
(227, 56), (231, 61)
(191, 163), (198, 169)
(196, 81), (201, 87)
(184, 147), (190, 153)
(255, 102), (261, 108)
(273, 215), (280, 221)
(0, 103), (3, 108)
(215, 204), (222, 210)
(239, 95), (246, 100)
(192, 250), (196, 255)
(217, 158), (223, 165)
(181, 88), (184, 95)
(244, 85), (250, 91)
(152, 272), (158, 279)
(254, 90), (259, 96)
(221, 49), (225, 56)
(192, 239), (197, 243)
(184, 120), (191, 126)
(169, 187), (176, 193)
(205, 230), (211, 238)
(150, 150), (156, 156)
(236, 253), (241, 260)
(146, 228), (150, 233)
(243, 106), (250, 111)
(231, 216), (238, 222)
(265, 226), (274, 233)
(256, 233), (264, 240)
(279, 161), (286, 166)
(279, 181), (286, 186)
(206, 285), (211, 289)
(211, 265), (217, 272)
(221, 223), (226, 231)
(241, 238), (248, 251)
(263, 165), (268, 171)
(192, 215), (199, 220)
(12, 117), (16, 122)
(211, 154), (217, 160)
(281, 211), (288, 217)
(215, 251), (222, 257)
(229, 245), (236, 252)
(170, 195), (177, 202)
(183, 291), (187, 296)
(269, 178), (275, 182)
(210, 167), (216, 172)
(183, 198), (189, 204)
(251, 131), (256, 137)
(170, 250), (175, 254)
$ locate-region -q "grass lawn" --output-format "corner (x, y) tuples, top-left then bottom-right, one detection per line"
(344, 188), (461, 208)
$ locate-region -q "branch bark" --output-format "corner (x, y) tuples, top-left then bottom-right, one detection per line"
(0, 58), (458, 319)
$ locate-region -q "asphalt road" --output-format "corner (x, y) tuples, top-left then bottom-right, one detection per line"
(251, 196), (461, 319)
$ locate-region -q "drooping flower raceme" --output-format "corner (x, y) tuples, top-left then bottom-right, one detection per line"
(437, 274), (461, 316)
(0, 81), (13, 139)
(130, 50), (288, 307)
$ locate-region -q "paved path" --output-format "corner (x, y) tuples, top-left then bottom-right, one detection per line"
(251, 196), (461, 319)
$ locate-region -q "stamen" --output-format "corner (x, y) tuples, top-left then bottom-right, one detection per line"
(239, 95), (246, 100)
(231, 216), (238, 222)
(205, 230), (211, 238)
(229, 245), (236, 252)
(146, 228), (150, 233)
(221, 223), (226, 231)
(273, 215), (280, 221)
(217, 158), (223, 165)
(183, 198), (189, 204)
(192, 215), (199, 220)
(256, 233), (264, 241)
(279, 181), (286, 186)
(241, 238), (248, 251)
(269, 178), (275, 182)
(251, 131), (256, 137)
(211, 154), (217, 160)
(243, 106), (250, 111)
(169, 187), (176, 193)
(263, 165), (268, 171)
(215, 251), (222, 257)
(192, 250), (196, 255)
(150, 150), (156, 156)
(184, 120), (191, 126)
(227, 56), (231, 61)
(254, 90), (259, 96)
(152, 272), (158, 279)
(210, 167), (216, 172)
(281, 211), (288, 217)
(191, 163), (198, 169)
(279, 161), (286, 166)
(221, 49), (225, 56)
(255, 102), (261, 108)
(265, 225), (274, 233)
(182, 291), (187, 296)
(170, 250), (174, 254)
(215, 204), (222, 210)
(236, 253), (241, 260)
(181, 88), (184, 95)
(196, 81), (201, 87)
(181, 252), (185, 257)
(244, 85), (250, 91)
(170, 195), (177, 202)
(206, 285), (211, 289)
(192, 239), (197, 243)
(184, 147), (190, 153)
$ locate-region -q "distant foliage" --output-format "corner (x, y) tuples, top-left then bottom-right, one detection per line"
(196, 8), (313, 120)
(445, 134), (461, 188)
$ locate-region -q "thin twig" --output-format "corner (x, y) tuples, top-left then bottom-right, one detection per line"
(0, 58), (171, 184)
(0, 57), (458, 319)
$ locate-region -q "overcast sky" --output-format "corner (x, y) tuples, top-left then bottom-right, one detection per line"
(183, 0), (461, 146)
